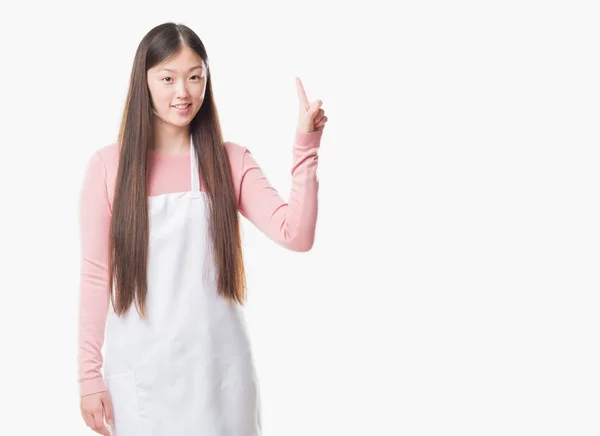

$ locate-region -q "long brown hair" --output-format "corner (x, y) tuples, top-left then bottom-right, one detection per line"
(109, 22), (246, 318)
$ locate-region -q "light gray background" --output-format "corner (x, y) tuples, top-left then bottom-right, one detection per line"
(0, 0), (598, 434)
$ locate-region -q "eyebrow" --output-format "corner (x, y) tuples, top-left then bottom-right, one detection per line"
(157, 65), (204, 73)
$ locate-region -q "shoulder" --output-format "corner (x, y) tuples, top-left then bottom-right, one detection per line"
(83, 143), (120, 206)
(82, 143), (117, 177)
(83, 142), (119, 172)
(224, 140), (256, 179)
(224, 140), (250, 172)
(94, 142), (120, 170)
(223, 141), (252, 205)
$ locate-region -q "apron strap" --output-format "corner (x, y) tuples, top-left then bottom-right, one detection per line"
(190, 135), (201, 194)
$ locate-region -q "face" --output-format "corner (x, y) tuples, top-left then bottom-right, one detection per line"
(147, 45), (207, 128)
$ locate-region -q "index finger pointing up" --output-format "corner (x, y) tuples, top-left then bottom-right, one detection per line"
(296, 77), (310, 110)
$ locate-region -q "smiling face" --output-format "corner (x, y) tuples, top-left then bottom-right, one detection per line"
(147, 45), (207, 129)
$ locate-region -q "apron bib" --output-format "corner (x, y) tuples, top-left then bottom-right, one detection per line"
(104, 137), (262, 435)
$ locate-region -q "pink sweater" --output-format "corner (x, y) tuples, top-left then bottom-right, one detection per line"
(78, 128), (322, 397)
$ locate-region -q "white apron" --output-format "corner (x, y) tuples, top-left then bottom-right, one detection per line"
(103, 137), (262, 436)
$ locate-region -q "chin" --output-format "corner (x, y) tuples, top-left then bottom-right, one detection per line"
(168, 118), (193, 127)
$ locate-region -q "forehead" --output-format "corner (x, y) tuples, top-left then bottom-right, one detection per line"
(152, 46), (205, 72)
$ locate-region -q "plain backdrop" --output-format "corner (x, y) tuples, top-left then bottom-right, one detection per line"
(0, 0), (598, 435)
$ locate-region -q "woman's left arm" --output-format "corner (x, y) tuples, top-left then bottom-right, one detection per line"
(238, 127), (323, 251)
(237, 78), (328, 251)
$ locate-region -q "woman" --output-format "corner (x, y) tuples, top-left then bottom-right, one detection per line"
(78, 22), (327, 436)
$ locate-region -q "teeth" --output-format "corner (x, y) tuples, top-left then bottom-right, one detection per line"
(174, 104), (190, 109)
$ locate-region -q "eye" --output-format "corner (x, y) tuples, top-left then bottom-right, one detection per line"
(162, 77), (173, 83)
(190, 75), (203, 80)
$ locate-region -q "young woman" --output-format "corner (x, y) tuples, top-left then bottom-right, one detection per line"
(78, 22), (327, 436)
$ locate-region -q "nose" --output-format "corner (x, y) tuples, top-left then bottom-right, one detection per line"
(175, 79), (190, 99)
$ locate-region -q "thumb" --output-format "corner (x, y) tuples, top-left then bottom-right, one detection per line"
(308, 99), (323, 117)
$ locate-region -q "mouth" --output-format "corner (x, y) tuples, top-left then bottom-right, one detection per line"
(171, 103), (192, 115)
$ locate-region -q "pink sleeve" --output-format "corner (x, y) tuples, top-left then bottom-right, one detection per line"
(238, 128), (323, 251)
(78, 152), (110, 396)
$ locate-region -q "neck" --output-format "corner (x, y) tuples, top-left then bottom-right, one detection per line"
(151, 116), (190, 154)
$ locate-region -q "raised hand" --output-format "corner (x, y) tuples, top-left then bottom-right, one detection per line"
(296, 77), (328, 134)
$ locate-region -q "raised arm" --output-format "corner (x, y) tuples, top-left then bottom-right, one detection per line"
(238, 128), (323, 251)
(77, 151), (111, 396)
(236, 78), (327, 251)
